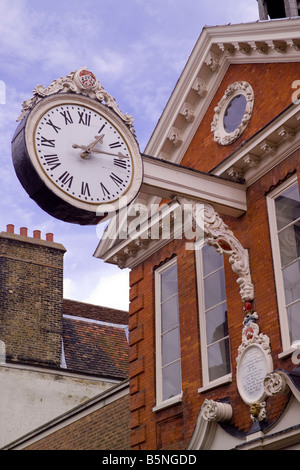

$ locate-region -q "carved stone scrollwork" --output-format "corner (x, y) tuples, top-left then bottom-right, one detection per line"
(201, 399), (232, 422)
(264, 372), (289, 397)
(195, 203), (254, 303)
(17, 67), (135, 134)
(237, 322), (271, 362)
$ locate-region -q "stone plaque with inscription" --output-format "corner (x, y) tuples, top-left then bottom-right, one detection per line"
(236, 323), (273, 405)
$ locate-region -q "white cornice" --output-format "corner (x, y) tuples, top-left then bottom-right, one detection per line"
(211, 103), (300, 185)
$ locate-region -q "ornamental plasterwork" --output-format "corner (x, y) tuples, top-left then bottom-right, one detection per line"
(17, 67), (135, 134)
(277, 125), (295, 141)
(205, 51), (220, 72)
(167, 127), (183, 147)
(250, 401), (267, 423)
(236, 322), (271, 362)
(260, 139), (277, 155)
(189, 201), (254, 303)
(180, 102), (195, 122)
(201, 399), (232, 423)
(264, 372), (289, 397)
(236, 321), (273, 421)
(211, 81), (254, 146)
(192, 78), (208, 98)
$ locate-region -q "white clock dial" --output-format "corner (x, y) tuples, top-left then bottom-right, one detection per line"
(33, 103), (133, 205)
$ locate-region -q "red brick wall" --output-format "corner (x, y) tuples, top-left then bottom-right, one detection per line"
(129, 157), (298, 448)
(182, 62), (300, 172)
(128, 61), (300, 449)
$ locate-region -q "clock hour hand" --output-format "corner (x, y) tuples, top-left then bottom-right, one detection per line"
(72, 134), (105, 152)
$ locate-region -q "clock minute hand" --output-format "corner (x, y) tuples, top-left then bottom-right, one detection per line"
(83, 148), (128, 159)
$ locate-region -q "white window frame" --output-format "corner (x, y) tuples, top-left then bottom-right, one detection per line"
(267, 174), (300, 357)
(153, 258), (182, 411)
(195, 241), (232, 392)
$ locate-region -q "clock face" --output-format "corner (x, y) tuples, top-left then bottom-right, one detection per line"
(33, 102), (133, 207)
(22, 94), (143, 217)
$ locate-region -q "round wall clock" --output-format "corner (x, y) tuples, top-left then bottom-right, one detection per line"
(12, 70), (143, 225)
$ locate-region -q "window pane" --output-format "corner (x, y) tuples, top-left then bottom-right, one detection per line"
(223, 94), (247, 133)
(282, 261), (300, 305)
(161, 263), (178, 301)
(275, 183), (300, 231)
(287, 301), (300, 344)
(203, 268), (226, 311)
(278, 221), (300, 267)
(202, 244), (223, 277)
(207, 338), (231, 382)
(161, 295), (179, 333)
(162, 360), (181, 401)
(206, 302), (228, 345)
(162, 328), (180, 366)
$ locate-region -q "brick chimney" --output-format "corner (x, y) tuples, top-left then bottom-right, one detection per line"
(0, 225), (66, 368)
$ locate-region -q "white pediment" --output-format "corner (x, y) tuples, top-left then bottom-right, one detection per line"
(144, 18), (300, 168)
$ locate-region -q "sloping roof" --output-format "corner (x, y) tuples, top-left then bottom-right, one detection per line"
(62, 299), (129, 380)
(63, 298), (128, 325)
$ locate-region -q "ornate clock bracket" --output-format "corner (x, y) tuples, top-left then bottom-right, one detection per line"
(16, 67), (136, 135)
(177, 198), (254, 309)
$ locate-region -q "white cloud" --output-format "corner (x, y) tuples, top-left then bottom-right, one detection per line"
(83, 270), (130, 311)
(0, 0), (262, 309)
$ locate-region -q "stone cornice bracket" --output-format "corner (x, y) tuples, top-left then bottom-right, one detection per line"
(201, 399), (232, 422)
(205, 51), (220, 72)
(167, 127), (183, 147)
(16, 66), (135, 135)
(180, 102), (195, 122)
(191, 201), (254, 303)
(192, 78), (208, 98)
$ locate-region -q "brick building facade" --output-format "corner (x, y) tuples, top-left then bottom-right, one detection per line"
(0, 226), (129, 449)
(95, 8), (300, 450)
(6, 1), (300, 452)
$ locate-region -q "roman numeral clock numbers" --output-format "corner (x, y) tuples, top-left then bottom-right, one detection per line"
(12, 69), (143, 226)
(33, 102), (134, 207)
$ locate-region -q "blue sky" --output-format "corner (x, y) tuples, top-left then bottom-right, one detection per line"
(0, 0), (259, 310)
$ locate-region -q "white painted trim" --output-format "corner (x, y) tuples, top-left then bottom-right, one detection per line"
(154, 258), (182, 409)
(141, 155), (247, 217)
(266, 174), (299, 353)
(195, 242), (231, 389)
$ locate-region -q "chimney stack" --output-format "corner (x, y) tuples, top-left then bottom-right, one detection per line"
(0, 226), (66, 368)
(257, 0), (299, 20)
